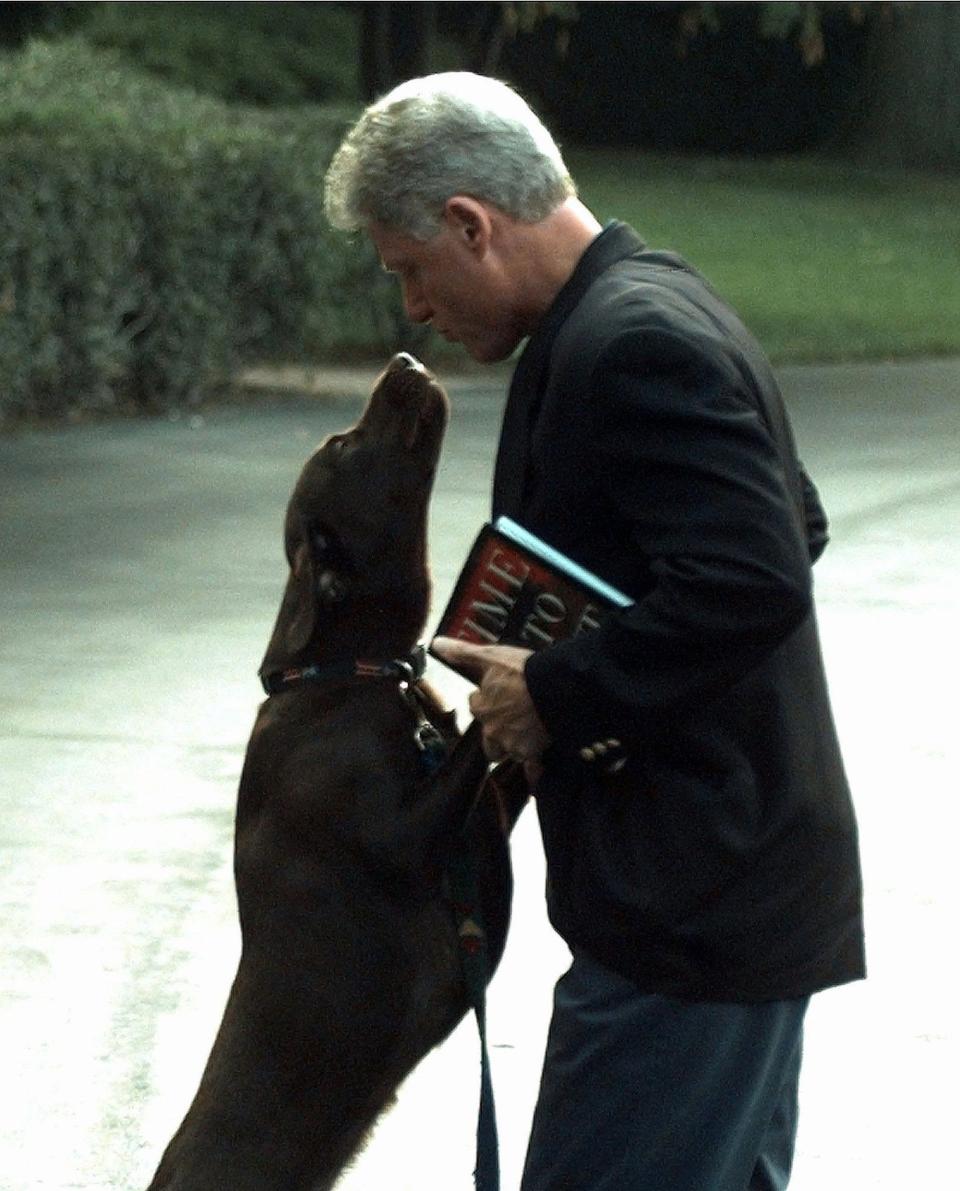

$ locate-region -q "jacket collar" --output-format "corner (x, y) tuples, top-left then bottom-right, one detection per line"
(524, 220), (645, 359)
(493, 221), (645, 518)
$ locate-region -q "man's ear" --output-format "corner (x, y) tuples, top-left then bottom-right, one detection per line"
(442, 196), (492, 255)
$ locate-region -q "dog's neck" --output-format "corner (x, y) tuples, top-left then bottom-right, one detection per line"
(260, 589), (428, 689)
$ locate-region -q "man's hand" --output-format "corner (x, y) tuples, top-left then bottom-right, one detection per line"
(431, 637), (549, 784)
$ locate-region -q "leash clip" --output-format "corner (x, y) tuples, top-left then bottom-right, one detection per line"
(415, 719), (445, 754)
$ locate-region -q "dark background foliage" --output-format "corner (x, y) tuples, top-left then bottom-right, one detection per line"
(499, 3), (871, 153)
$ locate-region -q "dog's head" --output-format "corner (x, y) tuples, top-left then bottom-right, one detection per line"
(260, 353), (449, 675)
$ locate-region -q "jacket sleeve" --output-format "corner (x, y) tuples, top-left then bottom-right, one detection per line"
(800, 463), (830, 562)
(524, 328), (814, 752)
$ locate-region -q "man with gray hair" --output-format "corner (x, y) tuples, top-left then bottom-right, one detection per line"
(325, 73), (864, 1191)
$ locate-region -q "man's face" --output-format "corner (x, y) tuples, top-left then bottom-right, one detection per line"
(369, 215), (526, 364)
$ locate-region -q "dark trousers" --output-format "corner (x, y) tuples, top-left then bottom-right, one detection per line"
(520, 951), (809, 1191)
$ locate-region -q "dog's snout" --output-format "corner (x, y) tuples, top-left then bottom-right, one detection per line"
(365, 352), (447, 454)
(390, 352), (424, 373)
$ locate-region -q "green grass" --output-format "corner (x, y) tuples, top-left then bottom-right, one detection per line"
(568, 148), (960, 364)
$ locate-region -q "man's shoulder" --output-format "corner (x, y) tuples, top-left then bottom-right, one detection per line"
(549, 251), (723, 378)
(575, 247), (719, 330)
(553, 244), (771, 393)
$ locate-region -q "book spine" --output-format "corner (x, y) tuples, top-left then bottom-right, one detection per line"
(494, 516), (633, 608)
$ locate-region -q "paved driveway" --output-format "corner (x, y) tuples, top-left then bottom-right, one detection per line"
(1, 358), (956, 1190)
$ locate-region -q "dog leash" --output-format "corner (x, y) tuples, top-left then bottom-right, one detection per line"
(448, 841), (500, 1191)
(418, 740), (500, 1191)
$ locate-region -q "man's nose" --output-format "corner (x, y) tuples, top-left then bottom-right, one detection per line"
(402, 281), (431, 325)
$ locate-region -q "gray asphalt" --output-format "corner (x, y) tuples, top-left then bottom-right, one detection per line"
(1, 358), (957, 1190)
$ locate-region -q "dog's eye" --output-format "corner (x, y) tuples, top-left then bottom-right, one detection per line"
(307, 522), (344, 563)
(308, 524), (332, 556)
(324, 431), (363, 462)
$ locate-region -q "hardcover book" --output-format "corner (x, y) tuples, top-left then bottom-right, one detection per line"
(430, 516), (632, 676)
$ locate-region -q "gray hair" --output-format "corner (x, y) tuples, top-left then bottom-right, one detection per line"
(324, 72), (576, 240)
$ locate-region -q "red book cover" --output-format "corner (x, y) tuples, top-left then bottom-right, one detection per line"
(430, 517), (632, 677)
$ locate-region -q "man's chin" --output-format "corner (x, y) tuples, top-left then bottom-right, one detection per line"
(463, 337), (521, 365)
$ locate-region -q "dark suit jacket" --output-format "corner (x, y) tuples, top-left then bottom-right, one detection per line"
(494, 222), (864, 1001)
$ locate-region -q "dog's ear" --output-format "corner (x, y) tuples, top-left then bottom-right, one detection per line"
(284, 541), (321, 652)
(259, 521), (354, 675)
(286, 529), (354, 634)
(259, 541), (319, 673)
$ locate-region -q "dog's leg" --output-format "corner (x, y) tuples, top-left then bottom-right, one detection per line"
(356, 720), (491, 878)
(146, 910), (437, 1191)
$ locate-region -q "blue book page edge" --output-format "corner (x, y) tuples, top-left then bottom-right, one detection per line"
(493, 516), (633, 608)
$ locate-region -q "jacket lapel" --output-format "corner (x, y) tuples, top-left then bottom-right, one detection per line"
(491, 222), (645, 520)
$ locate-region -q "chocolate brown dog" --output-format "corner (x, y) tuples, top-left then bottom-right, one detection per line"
(147, 354), (524, 1190)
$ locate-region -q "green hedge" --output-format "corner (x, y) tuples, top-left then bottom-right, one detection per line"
(0, 39), (403, 421)
(77, 1), (360, 107)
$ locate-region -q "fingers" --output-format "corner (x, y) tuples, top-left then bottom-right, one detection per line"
(432, 637), (533, 679)
(523, 758), (544, 787)
(471, 689), (529, 765)
(437, 636), (546, 771)
(430, 636), (493, 682)
(472, 693), (507, 762)
(481, 728), (507, 763)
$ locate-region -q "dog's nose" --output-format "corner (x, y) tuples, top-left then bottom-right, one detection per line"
(391, 352), (424, 373)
